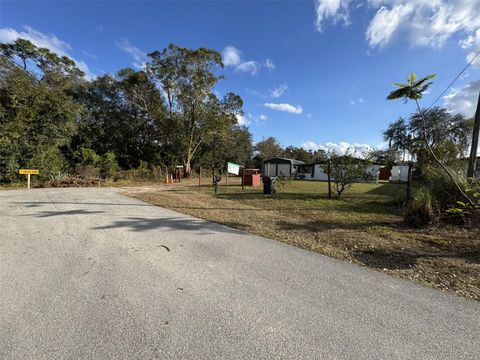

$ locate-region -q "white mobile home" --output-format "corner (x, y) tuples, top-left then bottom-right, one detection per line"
(262, 158), (305, 177)
(296, 163), (380, 183)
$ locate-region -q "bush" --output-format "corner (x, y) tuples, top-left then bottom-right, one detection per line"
(404, 165), (479, 227)
(275, 176), (291, 193)
(404, 186), (438, 227)
(30, 147), (68, 182)
(78, 148), (101, 167)
(445, 179), (480, 226)
(136, 160), (150, 178)
(100, 151), (120, 179)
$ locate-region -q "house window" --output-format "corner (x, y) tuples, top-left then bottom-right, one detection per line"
(298, 165), (313, 173)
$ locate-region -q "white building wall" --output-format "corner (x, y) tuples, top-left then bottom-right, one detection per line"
(297, 164), (379, 182)
(390, 166), (409, 182)
(277, 163), (291, 177)
(366, 165), (380, 182)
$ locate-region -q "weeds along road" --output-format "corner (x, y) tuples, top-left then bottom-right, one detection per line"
(1, 187), (479, 359)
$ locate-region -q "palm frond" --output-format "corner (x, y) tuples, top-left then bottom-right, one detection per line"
(387, 88), (409, 100)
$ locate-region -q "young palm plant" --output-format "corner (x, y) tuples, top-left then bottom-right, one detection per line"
(387, 72), (474, 207)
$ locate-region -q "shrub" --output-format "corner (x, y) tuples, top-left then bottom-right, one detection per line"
(30, 147), (68, 182)
(136, 160), (150, 178)
(78, 148), (101, 167)
(100, 151), (120, 179)
(404, 186), (438, 227)
(445, 179), (480, 226)
(275, 176), (291, 193)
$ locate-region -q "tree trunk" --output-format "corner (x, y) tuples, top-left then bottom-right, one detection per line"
(467, 90), (480, 178)
(183, 157), (192, 178)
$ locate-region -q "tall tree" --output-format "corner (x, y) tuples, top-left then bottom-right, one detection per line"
(383, 117), (410, 161)
(283, 146), (314, 163)
(76, 69), (166, 168)
(147, 44), (241, 175)
(0, 40), (84, 182)
(408, 107), (470, 165)
(254, 137), (283, 162)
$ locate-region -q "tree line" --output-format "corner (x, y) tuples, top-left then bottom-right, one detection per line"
(0, 39), (253, 183)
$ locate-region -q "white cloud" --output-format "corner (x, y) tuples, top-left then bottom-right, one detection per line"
(264, 103), (303, 114)
(301, 141), (322, 151)
(366, 3), (414, 48)
(466, 48), (480, 67)
(349, 97), (366, 105)
(314, 0), (351, 32)
(269, 84), (288, 98)
(115, 38), (147, 69)
(258, 114), (268, 121)
(82, 50), (98, 60)
(235, 60), (259, 75)
(0, 26), (94, 79)
(301, 141), (373, 157)
(443, 80), (480, 117)
(222, 46), (273, 76)
(222, 46), (241, 66)
(265, 58), (275, 71)
(314, 1), (480, 63)
(236, 114), (251, 127)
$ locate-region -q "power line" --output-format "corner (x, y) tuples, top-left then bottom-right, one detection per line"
(428, 47), (480, 109)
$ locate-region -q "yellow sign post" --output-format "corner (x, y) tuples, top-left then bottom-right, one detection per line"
(18, 169), (39, 189)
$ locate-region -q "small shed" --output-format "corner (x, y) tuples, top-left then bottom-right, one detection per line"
(242, 169), (261, 186)
(262, 158), (305, 177)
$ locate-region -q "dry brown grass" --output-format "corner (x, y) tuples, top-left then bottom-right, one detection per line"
(123, 177), (480, 301)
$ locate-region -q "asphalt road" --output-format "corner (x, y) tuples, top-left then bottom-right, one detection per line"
(1, 187), (479, 359)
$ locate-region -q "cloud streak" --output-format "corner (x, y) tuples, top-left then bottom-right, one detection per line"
(314, 0), (480, 64)
(115, 38), (148, 69)
(301, 141), (373, 157)
(264, 103), (303, 114)
(269, 84), (288, 99)
(443, 80), (480, 118)
(222, 46), (273, 76)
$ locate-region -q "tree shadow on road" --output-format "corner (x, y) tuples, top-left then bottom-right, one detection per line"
(93, 216), (243, 236)
(14, 201), (154, 208)
(23, 209), (106, 217)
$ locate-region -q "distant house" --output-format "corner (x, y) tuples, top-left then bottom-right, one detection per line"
(262, 158), (305, 177)
(296, 162), (381, 183)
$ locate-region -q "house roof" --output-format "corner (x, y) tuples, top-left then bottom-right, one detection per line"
(264, 157), (305, 165)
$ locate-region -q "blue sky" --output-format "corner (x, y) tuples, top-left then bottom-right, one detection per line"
(1, 0), (479, 154)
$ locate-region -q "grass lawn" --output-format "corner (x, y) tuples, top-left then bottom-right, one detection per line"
(125, 178), (480, 301)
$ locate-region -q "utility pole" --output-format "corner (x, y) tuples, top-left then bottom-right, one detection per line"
(467, 90), (480, 178)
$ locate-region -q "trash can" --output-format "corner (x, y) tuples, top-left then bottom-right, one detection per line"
(262, 176), (277, 195)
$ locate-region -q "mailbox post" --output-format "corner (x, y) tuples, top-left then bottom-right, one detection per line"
(212, 175), (221, 194)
